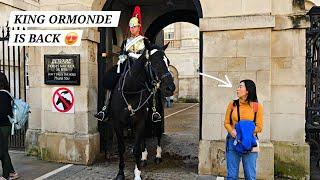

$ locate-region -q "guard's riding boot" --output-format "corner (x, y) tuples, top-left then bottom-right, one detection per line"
(95, 90), (111, 122)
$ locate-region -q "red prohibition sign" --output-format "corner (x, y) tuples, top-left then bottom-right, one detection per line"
(52, 87), (74, 112)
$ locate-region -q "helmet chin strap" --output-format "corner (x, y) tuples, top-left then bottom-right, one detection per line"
(131, 33), (140, 38)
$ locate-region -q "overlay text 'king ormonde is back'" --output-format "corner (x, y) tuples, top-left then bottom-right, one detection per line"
(14, 14), (112, 25)
(8, 11), (120, 46)
(9, 11), (121, 27)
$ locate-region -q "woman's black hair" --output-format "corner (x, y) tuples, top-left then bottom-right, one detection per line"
(240, 79), (258, 103)
(0, 72), (10, 91)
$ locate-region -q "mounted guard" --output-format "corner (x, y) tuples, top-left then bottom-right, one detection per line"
(95, 5), (147, 121)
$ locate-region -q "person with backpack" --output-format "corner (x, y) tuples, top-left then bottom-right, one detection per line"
(224, 79), (263, 180)
(0, 72), (19, 180)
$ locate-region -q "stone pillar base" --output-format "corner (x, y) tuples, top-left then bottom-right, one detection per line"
(273, 141), (310, 179)
(198, 139), (274, 179)
(33, 132), (100, 165)
(25, 129), (42, 156)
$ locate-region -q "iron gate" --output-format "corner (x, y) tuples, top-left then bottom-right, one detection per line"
(0, 25), (28, 149)
(306, 7), (320, 167)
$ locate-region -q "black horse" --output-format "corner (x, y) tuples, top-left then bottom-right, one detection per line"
(109, 39), (175, 180)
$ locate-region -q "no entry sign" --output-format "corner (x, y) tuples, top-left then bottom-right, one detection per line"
(52, 87), (74, 113)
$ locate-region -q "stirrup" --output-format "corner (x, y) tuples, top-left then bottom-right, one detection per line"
(95, 106), (109, 122)
(152, 112), (161, 122)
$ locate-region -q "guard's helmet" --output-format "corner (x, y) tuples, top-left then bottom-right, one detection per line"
(129, 5), (142, 34)
(129, 15), (140, 28)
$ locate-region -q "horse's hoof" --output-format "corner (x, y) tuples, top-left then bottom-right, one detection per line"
(115, 173), (125, 180)
(141, 160), (147, 167)
(155, 157), (162, 164)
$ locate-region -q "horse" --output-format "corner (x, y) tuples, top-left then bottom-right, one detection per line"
(109, 39), (175, 180)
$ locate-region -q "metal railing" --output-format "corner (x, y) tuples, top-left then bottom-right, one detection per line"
(0, 25), (28, 149)
(306, 7), (320, 167)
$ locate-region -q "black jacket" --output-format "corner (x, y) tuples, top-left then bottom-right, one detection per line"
(0, 90), (13, 127)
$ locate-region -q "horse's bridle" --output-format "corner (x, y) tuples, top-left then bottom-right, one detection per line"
(146, 49), (171, 85)
(119, 48), (169, 118)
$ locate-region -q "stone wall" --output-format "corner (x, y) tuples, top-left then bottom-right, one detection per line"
(165, 23), (199, 101)
(26, 0), (104, 165)
(166, 46), (199, 101)
(0, 0), (39, 25)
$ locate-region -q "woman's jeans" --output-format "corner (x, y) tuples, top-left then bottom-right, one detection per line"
(226, 135), (258, 180)
(0, 126), (15, 178)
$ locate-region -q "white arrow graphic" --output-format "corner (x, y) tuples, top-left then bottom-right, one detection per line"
(199, 72), (232, 88)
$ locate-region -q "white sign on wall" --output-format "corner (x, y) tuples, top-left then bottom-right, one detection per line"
(52, 87), (75, 113)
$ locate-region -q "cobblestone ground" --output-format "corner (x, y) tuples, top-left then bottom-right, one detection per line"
(47, 103), (201, 180)
(47, 155), (198, 180)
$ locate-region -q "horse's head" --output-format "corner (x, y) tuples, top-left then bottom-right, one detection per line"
(144, 39), (175, 97)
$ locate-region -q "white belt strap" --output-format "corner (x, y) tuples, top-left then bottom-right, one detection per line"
(125, 35), (144, 52)
(128, 52), (142, 59)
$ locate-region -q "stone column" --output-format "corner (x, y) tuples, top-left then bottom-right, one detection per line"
(26, 1), (103, 165)
(271, 1), (309, 179)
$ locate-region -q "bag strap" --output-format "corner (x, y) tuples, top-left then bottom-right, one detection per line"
(230, 100), (258, 125)
(236, 100), (240, 123)
(0, 90), (15, 135)
(229, 99), (239, 126)
(252, 102), (259, 139)
(252, 102), (258, 124)
(0, 89), (13, 100)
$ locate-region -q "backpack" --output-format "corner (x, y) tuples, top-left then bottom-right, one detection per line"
(230, 99), (258, 155)
(0, 90), (30, 135)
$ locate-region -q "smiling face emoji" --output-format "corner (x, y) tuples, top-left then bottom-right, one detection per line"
(65, 32), (78, 45)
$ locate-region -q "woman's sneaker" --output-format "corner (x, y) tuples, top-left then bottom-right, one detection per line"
(9, 172), (19, 180)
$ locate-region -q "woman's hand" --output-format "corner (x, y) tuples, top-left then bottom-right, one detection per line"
(231, 129), (237, 138)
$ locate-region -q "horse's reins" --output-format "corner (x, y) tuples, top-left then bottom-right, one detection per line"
(119, 49), (163, 118)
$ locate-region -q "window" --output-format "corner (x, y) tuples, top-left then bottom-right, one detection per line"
(165, 32), (174, 40)
(164, 24), (174, 40)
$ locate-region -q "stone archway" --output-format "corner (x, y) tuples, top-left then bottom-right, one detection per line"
(96, 0), (202, 41)
(96, 0), (204, 150)
(145, 10), (200, 42)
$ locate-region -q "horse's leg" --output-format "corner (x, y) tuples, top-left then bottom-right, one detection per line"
(140, 138), (148, 167)
(155, 133), (163, 164)
(105, 121), (114, 160)
(133, 114), (145, 180)
(114, 126), (125, 180)
(155, 93), (164, 164)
